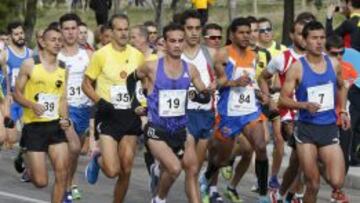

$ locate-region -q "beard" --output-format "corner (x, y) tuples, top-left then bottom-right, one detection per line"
(13, 39), (25, 47)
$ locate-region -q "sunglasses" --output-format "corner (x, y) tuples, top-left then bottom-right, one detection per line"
(259, 27), (272, 34)
(205, 35), (222, 40)
(329, 49), (345, 57)
(148, 31), (158, 35)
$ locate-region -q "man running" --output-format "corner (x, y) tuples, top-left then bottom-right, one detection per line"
(83, 14), (144, 203)
(178, 10), (217, 202)
(258, 18), (308, 202)
(58, 13), (93, 202)
(127, 22), (213, 203)
(200, 17), (270, 203)
(279, 21), (349, 203)
(2, 21), (32, 149)
(13, 26), (70, 203)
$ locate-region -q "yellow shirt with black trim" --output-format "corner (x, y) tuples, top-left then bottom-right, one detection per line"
(266, 41), (287, 58)
(253, 46), (271, 79)
(22, 61), (66, 124)
(85, 44), (145, 102)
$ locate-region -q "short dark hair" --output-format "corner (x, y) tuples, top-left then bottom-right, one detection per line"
(48, 21), (60, 29)
(295, 12), (316, 23)
(290, 19), (307, 33)
(246, 16), (258, 24)
(351, 0), (360, 8)
(257, 17), (272, 28)
(180, 10), (201, 26)
(143, 21), (157, 28)
(108, 13), (129, 29)
(100, 24), (111, 34)
(163, 23), (184, 40)
(326, 35), (344, 50)
(43, 26), (61, 38)
(202, 23), (222, 36)
(79, 22), (87, 27)
(302, 20), (324, 39)
(7, 21), (24, 34)
(0, 30), (8, 36)
(59, 13), (81, 28)
(229, 17), (251, 33)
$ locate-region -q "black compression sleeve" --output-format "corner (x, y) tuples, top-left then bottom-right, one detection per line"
(126, 71), (141, 110)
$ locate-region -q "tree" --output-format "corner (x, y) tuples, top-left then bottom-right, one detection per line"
(282, 0), (294, 45)
(24, 0), (38, 44)
(228, 0), (236, 21)
(0, 0), (22, 29)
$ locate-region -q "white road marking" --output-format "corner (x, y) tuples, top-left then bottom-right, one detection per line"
(0, 191), (49, 203)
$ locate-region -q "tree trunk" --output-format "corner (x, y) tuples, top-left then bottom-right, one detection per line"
(228, 0), (236, 21)
(114, 0), (120, 13)
(282, 0), (294, 46)
(154, 0), (163, 32)
(24, 0), (38, 45)
(253, 0), (258, 16)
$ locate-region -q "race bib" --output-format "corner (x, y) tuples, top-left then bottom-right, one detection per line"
(159, 89), (187, 117)
(68, 76), (84, 106)
(307, 83), (334, 112)
(38, 93), (59, 119)
(11, 68), (20, 87)
(110, 85), (131, 109)
(227, 87), (257, 116)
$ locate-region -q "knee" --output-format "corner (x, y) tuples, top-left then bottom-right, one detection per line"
(242, 150), (254, 161)
(255, 144), (267, 157)
(167, 164), (182, 180)
(120, 158), (134, 177)
(103, 165), (120, 178)
(32, 176), (48, 188)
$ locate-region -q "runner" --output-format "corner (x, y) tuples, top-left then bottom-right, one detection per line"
(258, 18), (308, 202)
(178, 10), (217, 202)
(127, 22), (214, 203)
(83, 14), (144, 203)
(13, 26), (70, 203)
(2, 21), (32, 149)
(199, 17), (270, 203)
(57, 13), (93, 202)
(279, 21), (350, 203)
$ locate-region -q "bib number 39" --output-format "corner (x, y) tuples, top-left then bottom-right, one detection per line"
(38, 93), (59, 119)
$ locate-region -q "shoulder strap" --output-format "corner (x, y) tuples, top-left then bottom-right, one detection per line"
(275, 42), (281, 51)
(58, 60), (66, 69)
(33, 55), (41, 65)
(200, 45), (213, 69)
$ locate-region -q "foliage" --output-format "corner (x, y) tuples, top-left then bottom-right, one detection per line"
(0, 0), (24, 31)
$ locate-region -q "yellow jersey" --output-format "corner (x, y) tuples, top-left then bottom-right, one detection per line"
(266, 41), (287, 58)
(22, 59), (66, 124)
(192, 0), (208, 9)
(85, 44), (145, 108)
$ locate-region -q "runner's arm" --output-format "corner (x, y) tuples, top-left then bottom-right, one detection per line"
(59, 70), (69, 119)
(278, 62), (304, 110)
(13, 58), (34, 109)
(189, 64), (211, 103)
(334, 58), (347, 112)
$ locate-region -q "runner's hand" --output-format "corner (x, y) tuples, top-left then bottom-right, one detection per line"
(340, 113), (351, 130)
(327, 3), (337, 19)
(31, 103), (46, 117)
(135, 106), (147, 116)
(59, 118), (71, 130)
(89, 140), (100, 157)
(234, 75), (251, 87)
(207, 80), (217, 93)
(303, 102), (321, 113)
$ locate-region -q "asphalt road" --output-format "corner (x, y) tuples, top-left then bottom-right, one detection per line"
(0, 149), (359, 203)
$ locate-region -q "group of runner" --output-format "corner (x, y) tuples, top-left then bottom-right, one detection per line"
(0, 1), (359, 203)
